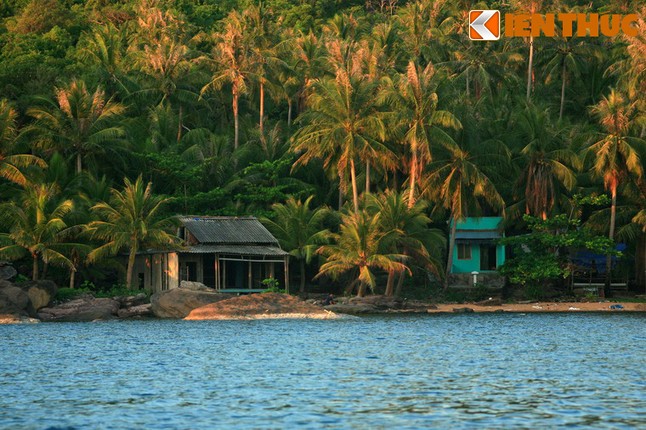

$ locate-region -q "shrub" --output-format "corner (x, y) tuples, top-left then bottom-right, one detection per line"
(55, 287), (91, 302)
(261, 278), (285, 294)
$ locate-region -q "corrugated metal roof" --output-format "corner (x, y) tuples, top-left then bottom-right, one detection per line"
(180, 244), (288, 256)
(179, 216), (279, 245)
(455, 230), (501, 240)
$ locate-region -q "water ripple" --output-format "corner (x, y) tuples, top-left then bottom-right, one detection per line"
(0, 314), (644, 428)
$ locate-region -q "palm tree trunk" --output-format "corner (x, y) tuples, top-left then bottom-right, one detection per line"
(365, 161), (370, 194)
(395, 269), (405, 297)
(408, 150), (418, 208)
(299, 259), (306, 293)
(260, 79), (265, 135)
(357, 281), (366, 297)
(444, 216), (457, 289)
(605, 182), (617, 297)
(233, 92), (240, 151)
(350, 159), (360, 213)
(177, 105), (183, 143)
(126, 246), (137, 289)
(76, 153), (82, 175)
(385, 269), (395, 296)
(287, 99), (292, 127)
(526, 36), (534, 100)
(32, 255), (39, 281)
(69, 269), (76, 289)
(559, 60), (566, 120)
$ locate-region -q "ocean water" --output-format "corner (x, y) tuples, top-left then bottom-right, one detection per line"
(1, 313), (645, 429)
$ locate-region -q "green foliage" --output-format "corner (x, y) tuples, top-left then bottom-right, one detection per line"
(93, 284), (145, 298)
(55, 286), (91, 302)
(56, 283), (150, 301)
(499, 214), (618, 287)
(523, 284), (547, 301)
(80, 280), (95, 290)
(261, 277), (284, 293)
(0, 0), (643, 296)
(13, 273), (29, 284)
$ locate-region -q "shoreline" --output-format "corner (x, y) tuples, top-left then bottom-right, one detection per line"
(2, 301), (644, 324)
(425, 301), (646, 313)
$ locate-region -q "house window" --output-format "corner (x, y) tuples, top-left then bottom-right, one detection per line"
(457, 243), (471, 260)
(480, 244), (497, 270)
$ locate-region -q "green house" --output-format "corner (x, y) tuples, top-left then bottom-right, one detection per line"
(450, 217), (505, 274)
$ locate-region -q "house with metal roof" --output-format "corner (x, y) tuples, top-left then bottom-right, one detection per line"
(132, 216), (289, 293)
(448, 217), (505, 286)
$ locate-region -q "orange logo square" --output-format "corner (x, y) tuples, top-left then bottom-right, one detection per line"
(469, 10), (501, 41)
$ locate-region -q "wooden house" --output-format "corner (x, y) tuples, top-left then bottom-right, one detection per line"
(132, 216), (290, 293)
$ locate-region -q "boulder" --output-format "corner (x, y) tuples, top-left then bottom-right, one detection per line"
(324, 303), (376, 314)
(118, 304), (153, 319)
(0, 281), (29, 314)
(116, 293), (149, 308)
(0, 262), (17, 280)
(38, 297), (120, 322)
(20, 280), (58, 314)
(453, 307), (475, 313)
(179, 281), (213, 291)
(348, 295), (404, 309)
(150, 288), (229, 318)
(185, 293), (343, 320)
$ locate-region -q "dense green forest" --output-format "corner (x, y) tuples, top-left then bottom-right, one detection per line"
(0, 0), (644, 297)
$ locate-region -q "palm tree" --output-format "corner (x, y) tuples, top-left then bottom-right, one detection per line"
(180, 129), (233, 187)
(0, 99), (45, 186)
(200, 10), (251, 151)
(291, 73), (391, 213)
(425, 140), (504, 288)
(316, 210), (409, 297)
(381, 61), (461, 207)
(28, 79), (126, 175)
(0, 184), (83, 280)
(87, 176), (180, 289)
(539, 34), (589, 120)
(130, 2), (195, 142)
(510, 104), (580, 219)
(244, 3), (282, 136)
(79, 22), (130, 95)
(291, 30), (327, 113)
(586, 89), (645, 293)
(511, 0), (544, 100)
(367, 191), (445, 296)
(261, 196), (330, 293)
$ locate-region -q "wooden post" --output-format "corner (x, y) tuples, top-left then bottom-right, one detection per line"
(248, 260), (252, 289)
(270, 262), (275, 278)
(284, 256), (290, 294)
(215, 255), (220, 290)
(222, 260), (226, 289)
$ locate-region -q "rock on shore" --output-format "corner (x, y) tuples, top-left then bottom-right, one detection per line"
(38, 297), (121, 322)
(185, 293), (344, 320)
(151, 287), (230, 318)
(0, 279), (58, 321)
